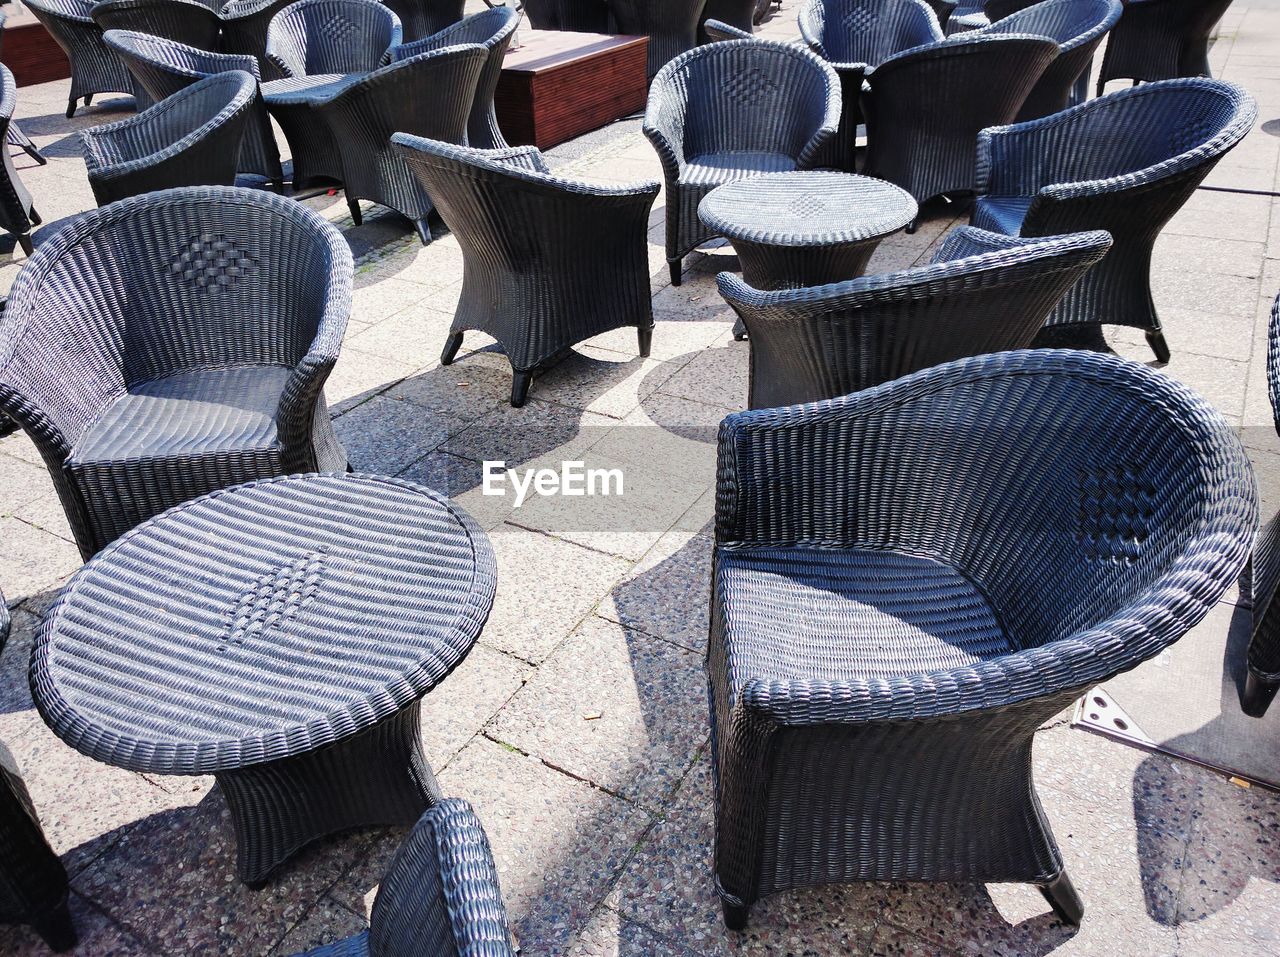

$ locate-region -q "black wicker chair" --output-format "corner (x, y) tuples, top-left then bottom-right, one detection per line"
(980, 0), (1121, 120)
(523, 0), (608, 31)
(700, 0), (755, 41)
(220, 0), (296, 80)
(709, 348), (1256, 930)
(1245, 292), (1280, 718)
(0, 598), (76, 954)
(294, 800), (514, 956)
(80, 71), (257, 205)
(703, 17), (752, 40)
(643, 40), (840, 285)
(609, 0), (709, 80)
(393, 6), (519, 150)
(91, 0), (225, 108)
(972, 77), (1256, 359)
(798, 0), (943, 172)
(945, 0), (1039, 32)
(1096, 0), (1236, 95)
(718, 226), (1111, 408)
(317, 44), (487, 243)
(0, 12), (46, 167)
(0, 186), (352, 559)
(394, 136), (658, 407)
(861, 32), (1059, 221)
(267, 0), (402, 77)
(0, 67), (40, 257)
(24, 0), (137, 118)
(380, 0), (465, 41)
(105, 29), (285, 188)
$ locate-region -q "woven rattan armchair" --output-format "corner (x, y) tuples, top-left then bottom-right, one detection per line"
(945, 0), (1038, 32)
(798, 0), (942, 172)
(380, 0), (464, 41)
(105, 30), (285, 188)
(0, 186), (352, 559)
(267, 0), (402, 77)
(24, 0), (136, 118)
(318, 44), (486, 243)
(0, 597), (76, 954)
(0, 67), (40, 257)
(861, 33), (1058, 222)
(523, 0), (607, 31)
(394, 136), (658, 407)
(972, 78), (1255, 359)
(1245, 292), (1280, 717)
(393, 6), (519, 150)
(980, 0), (1121, 120)
(91, 0), (225, 108)
(220, 0), (295, 79)
(710, 348), (1256, 930)
(609, 0), (709, 80)
(718, 226), (1110, 408)
(294, 800), (514, 956)
(644, 41), (839, 285)
(80, 71), (256, 205)
(1096, 0), (1236, 94)
(0, 12), (46, 167)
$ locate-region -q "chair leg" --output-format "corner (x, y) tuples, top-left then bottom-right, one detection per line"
(668, 257), (682, 286)
(1039, 871), (1084, 927)
(32, 901), (77, 952)
(905, 217), (918, 235)
(722, 900), (749, 931)
(510, 370), (532, 408)
(65, 97), (76, 119)
(23, 143), (46, 165)
(414, 219), (432, 245)
(17, 233), (33, 256)
(29, 206), (41, 226)
(1244, 671), (1280, 718)
(84, 94), (93, 106)
(441, 331), (464, 365)
(347, 197), (362, 225)
(1145, 329), (1170, 364)
(637, 324), (653, 358)
(732, 316), (747, 341)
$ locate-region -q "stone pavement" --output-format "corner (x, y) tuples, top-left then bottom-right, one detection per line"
(1, 3), (1280, 955)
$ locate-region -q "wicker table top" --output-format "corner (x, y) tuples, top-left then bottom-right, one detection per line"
(30, 473), (497, 776)
(698, 171), (918, 248)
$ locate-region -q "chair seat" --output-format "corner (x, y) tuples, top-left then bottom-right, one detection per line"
(717, 546), (1014, 685)
(69, 365), (291, 466)
(262, 73), (364, 105)
(681, 151), (798, 187)
(971, 195), (1033, 236)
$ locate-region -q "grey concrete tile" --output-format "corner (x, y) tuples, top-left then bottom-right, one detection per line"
(598, 526), (712, 654)
(0, 518), (82, 602)
(1167, 192), (1270, 243)
(566, 906), (701, 957)
(584, 319), (726, 363)
(324, 347), (418, 414)
(422, 644), (532, 771)
(609, 756), (884, 954)
(1150, 268), (1260, 324)
(488, 615), (707, 810)
(438, 737), (654, 955)
(1153, 233), (1264, 280)
(383, 355), (509, 420)
(348, 277), (436, 327)
(442, 398), (615, 466)
(0, 892), (159, 956)
(334, 394), (458, 473)
(656, 342), (750, 412)
(481, 525), (629, 664)
(865, 924), (963, 956)
(269, 895), (368, 955)
(528, 346), (683, 421)
(344, 302), (456, 369)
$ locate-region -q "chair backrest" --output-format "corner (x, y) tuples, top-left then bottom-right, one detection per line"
(704, 17), (753, 40)
(378, 0), (464, 41)
(715, 347), (1256, 656)
(982, 0), (1119, 51)
(609, 0), (710, 78)
(522, 0), (608, 32)
(220, 0), (296, 77)
(90, 0), (222, 51)
(23, 0), (96, 26)
(105, 29), (261, 101)
(799, 0), (942, 65)
(650, 41), (839, 164)
(718, 226), (1111, 409)
(367, 800), (514, 957)
(267, 0), (402, 75)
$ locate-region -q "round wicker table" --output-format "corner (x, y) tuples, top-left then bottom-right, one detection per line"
(29, 473), (497, 887)
(699, 171), (918, 338)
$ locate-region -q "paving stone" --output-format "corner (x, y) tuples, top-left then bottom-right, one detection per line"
(1167, 192), (1271, 243)
(656, 342), (750, 412)
(488, 615), (707, 809)
(1153, 233), (1265, 279)
(344, 301), (456, 369)
(333, 394), (460, 472)
(382, 353), (509, 420)
(438, 737), (653, 955)
(74, 787), (368, 956)
(0, 892), (159, 956)
(0, 517), (82, 602)
(442, 397), (615, 466)
(421, 644), (532, 771)
(598, 526), (712, 654)
(609, 756), (885, 954)
(269, 895), (369, 955)
(566, 906), (701, 957)
(323, 347), (418, 414)
(585, 318), (726, 362)
(481, 525), (628, 663)
(528, 346), (683, 421)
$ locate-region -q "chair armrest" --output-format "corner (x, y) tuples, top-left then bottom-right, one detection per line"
(642, 80), (688, 183)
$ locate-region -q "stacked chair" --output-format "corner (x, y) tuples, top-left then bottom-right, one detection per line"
(105, 30), (286, 189)
(972, 78), (1256, 358)
(0, 186), (352, 558)
(80, 71), (258, 204)
(798, 0), (943, 171)
(395, 136), (659, 407)
(0, 67), (40, 257)
(1097, 0), (1237, 94)
(24, 0), (137, 118)
(708, 348), (1256, 929)
(980, 0), (1121, 120)
(861, 31), (1059, 223)
(718, 226), (1111, 408)
(644, 41), (840, 285)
